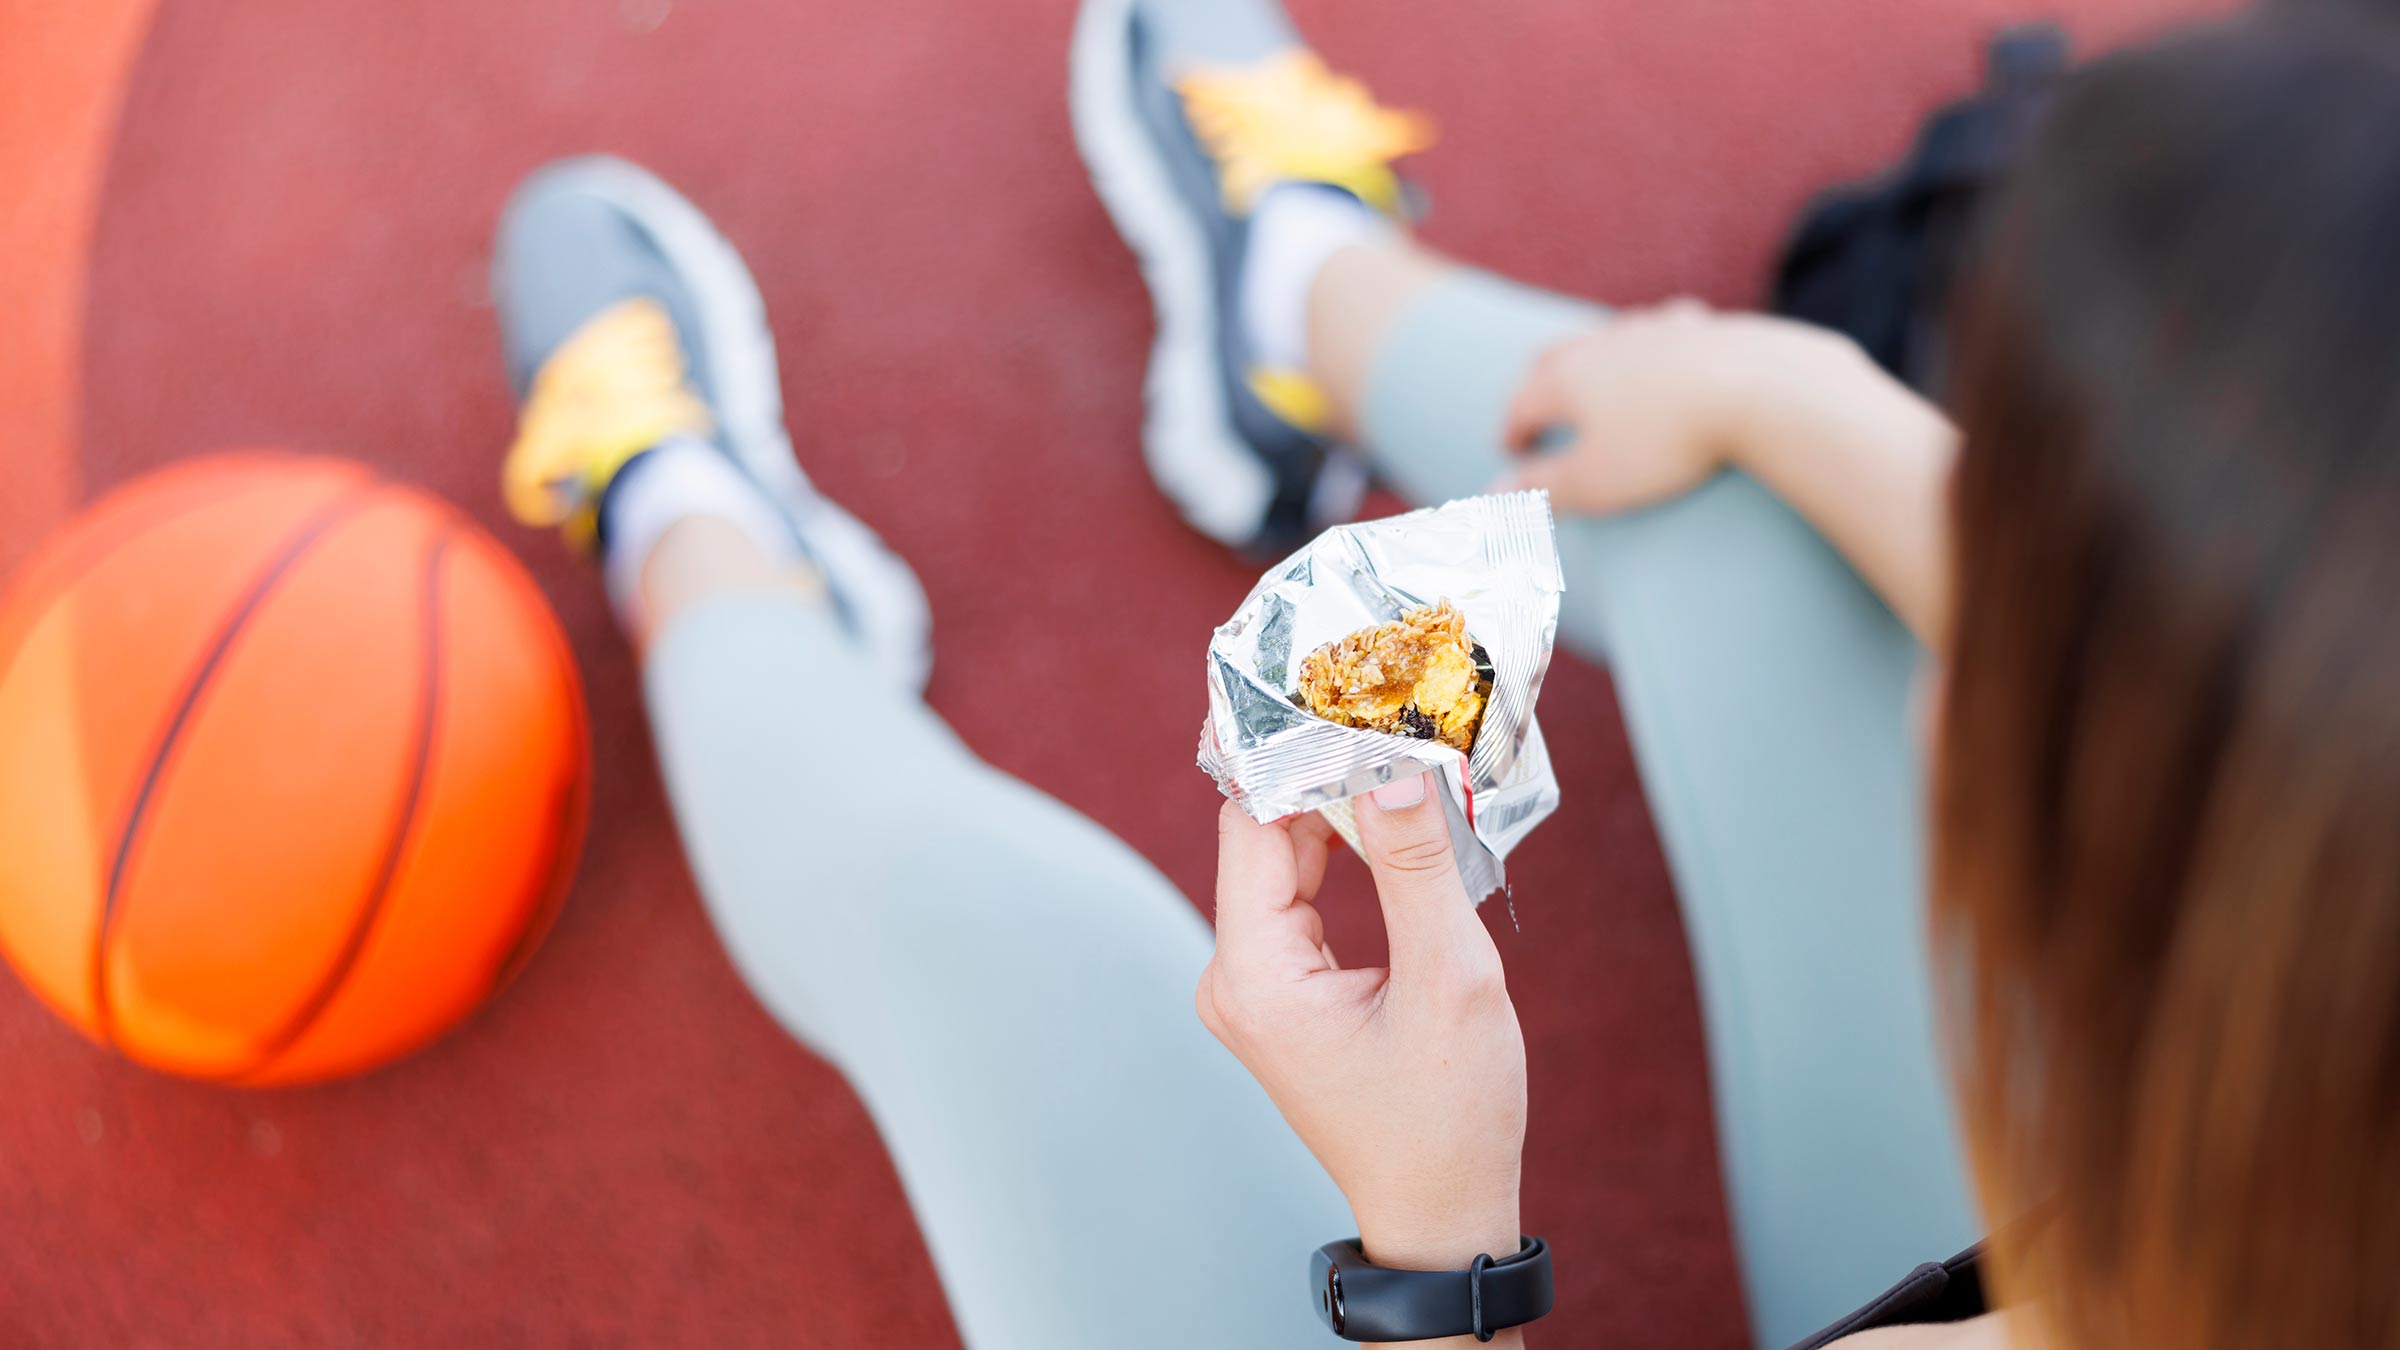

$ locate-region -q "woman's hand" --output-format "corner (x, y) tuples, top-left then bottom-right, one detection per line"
(1496, 300), (1832, 514)
(1202, 772), (1527, 1285)
(1498, 300), (1959, 645)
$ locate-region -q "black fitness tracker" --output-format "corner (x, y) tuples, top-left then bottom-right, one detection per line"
(1310, 1236), (1553, 1342)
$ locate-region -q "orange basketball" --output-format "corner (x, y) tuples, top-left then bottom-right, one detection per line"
(0, 454), (589, 1086)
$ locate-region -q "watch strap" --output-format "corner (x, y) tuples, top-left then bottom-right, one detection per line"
(1312, 1235), (1554, 1342)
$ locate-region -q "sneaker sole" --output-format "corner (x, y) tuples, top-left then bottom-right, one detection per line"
(1068, 0), (1279, 548)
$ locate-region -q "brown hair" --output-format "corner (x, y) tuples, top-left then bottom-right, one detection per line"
(1937, 11), (2400, 1348)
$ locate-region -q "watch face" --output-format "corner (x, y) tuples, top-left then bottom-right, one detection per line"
(1322, 1266), (1346, 1335)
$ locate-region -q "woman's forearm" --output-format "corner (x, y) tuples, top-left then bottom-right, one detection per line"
(1728, 325), (1958, 648)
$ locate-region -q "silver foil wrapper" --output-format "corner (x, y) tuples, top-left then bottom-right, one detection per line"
(1199, 491), (1565, 900)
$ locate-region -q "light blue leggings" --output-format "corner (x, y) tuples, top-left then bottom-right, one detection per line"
(1359, 273), (1978, 1346)
(643, 271), (1976, 1349)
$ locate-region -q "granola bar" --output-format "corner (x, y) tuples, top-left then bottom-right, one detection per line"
(1295, 601), (1494, 752)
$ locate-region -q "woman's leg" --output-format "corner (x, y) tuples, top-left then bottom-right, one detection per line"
(1321, 247), (1979, 1348)
(635, 521), (1350, 1349)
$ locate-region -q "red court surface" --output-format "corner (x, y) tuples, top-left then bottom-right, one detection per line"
(4, 0), (2221, 1344)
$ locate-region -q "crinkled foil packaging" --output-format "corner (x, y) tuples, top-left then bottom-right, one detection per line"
(1199, 491), (1565, 901)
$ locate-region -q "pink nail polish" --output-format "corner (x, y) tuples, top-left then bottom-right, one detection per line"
(1370, 773), (1427, 811)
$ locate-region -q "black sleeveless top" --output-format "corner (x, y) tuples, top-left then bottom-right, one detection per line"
(1787, 1244), (1989, 1349)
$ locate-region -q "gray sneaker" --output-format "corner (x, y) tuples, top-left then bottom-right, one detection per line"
(493, 156), (932, 693)
(1070, 0), (1432, 554)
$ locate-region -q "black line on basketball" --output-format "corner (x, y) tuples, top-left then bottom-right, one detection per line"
(231, 520), (456, 1082)
(90, 488), (378, 1050)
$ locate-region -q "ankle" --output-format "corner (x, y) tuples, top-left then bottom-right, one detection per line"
(599, 438), (813, 639)
(631, 516), (826, 648)
(1303, 237), (1453, 442)
(1239, 184), (1395, 421)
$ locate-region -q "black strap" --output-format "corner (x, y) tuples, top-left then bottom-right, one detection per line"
(1785, 1243), (1989, 1350)
(1316, 1236), (1554, 1343)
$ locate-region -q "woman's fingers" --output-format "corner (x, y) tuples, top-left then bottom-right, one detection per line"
(1501, 346), (1574, 454)
(1212, 801), (1335, 976)
(1350, 772), (1497, 997)
(1212, 800), (1297, 938)
(1287, 809), (1335, 904)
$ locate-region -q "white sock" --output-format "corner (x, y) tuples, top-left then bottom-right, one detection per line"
(600, 436), (806, 633)
(1238, 183), (1392, 373)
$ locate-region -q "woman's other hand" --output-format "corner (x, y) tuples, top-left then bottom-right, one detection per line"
(1500, 301), (1957, 644)
(1497, 300), (1834, 514)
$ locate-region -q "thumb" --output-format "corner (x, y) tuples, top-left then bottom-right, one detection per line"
(1500, 348), (1572, 454)
(1352, 770), (1483, 984)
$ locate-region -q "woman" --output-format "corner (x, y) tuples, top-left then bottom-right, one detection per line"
(1194, 7), (2400, 1348)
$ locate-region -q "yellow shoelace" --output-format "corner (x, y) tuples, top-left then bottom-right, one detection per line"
(503, 296), (715, 550)
(1175, 50), (1435, 216)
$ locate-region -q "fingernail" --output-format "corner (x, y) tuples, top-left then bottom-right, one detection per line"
(1371, 773), (1427, 811)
